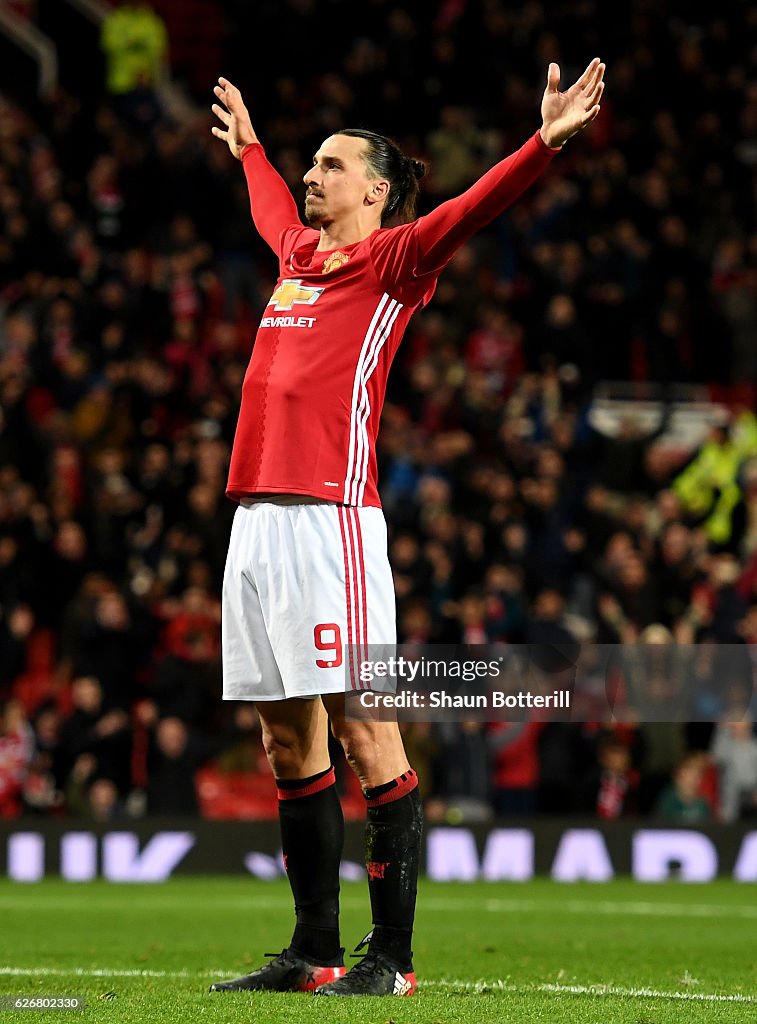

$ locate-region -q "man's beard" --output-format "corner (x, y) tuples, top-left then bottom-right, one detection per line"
(305, 193), (327, 226)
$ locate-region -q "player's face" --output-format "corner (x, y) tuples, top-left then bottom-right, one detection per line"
(303, 135), (382, 227)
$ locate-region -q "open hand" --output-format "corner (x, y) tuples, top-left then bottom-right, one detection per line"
(211, 77), (258, 159)
(540, 58), (605, 149)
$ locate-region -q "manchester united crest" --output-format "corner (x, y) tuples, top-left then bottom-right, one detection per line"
(322, 250), (350, 274)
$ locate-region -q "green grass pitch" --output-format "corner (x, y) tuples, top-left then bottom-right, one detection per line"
(0, 877), (754, 1022)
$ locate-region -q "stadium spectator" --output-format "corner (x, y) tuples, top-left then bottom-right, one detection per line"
(655, 754), (712, 823)
(56, 676), (131, 797)
(86, 777), (123, 821)
(22, 702), (63, 814)
(593, 735), (637, 820)
(435, 720), (490, 810)
(143, 712), (259, 815)
(710, 719), (757, 822)
(143, 586), (219, 725)
(0, 604), (35, 694)
(488, 721), (543, 815)
(146, 716), (213, 815)
(0, 700), (34, 817)
(101, 1), (169, 97)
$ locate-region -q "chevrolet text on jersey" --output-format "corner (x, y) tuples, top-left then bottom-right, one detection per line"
(260, 315), (316, 329)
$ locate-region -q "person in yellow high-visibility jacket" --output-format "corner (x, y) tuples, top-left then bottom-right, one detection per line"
(673, 412), (757, 545)
(101, 0), (169, 95)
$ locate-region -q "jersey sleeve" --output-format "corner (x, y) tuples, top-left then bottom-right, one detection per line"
(241, 143), (305, 259)
(370, 131), (559, 296)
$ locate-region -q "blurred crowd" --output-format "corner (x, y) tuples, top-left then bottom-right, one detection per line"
(1, 0), (757, 824)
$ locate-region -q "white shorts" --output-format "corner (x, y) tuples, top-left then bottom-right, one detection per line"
(222, 502), (396, 700)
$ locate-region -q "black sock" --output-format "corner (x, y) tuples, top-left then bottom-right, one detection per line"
(363, 769), (423, 972)
(277, 766), (344, 964)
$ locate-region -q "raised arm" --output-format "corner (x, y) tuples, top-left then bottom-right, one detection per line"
(413, 59), (605, 277)
(211, 77), (301, 254)
(413, 132), (556, 277)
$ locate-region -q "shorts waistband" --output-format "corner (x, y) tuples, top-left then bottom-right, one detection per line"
(239, 494), (339, 508)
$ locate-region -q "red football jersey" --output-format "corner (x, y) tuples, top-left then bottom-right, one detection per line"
(227, 132), (557, 507)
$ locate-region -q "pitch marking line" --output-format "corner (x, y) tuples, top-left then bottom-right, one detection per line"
(430, 979), (757, 1003)
(2, 894), (757, 920)
(0, 967), (755, 1003)
(480, 898), (757, 919)
(0, 968), (196, 979)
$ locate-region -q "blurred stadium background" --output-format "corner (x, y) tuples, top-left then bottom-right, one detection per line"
(0, 0), (756, 878)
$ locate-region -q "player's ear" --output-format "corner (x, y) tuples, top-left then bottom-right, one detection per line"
(366, 178), (390, 208)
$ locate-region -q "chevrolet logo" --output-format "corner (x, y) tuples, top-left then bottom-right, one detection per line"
(267, 279), (324, 311)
